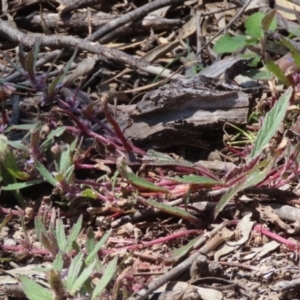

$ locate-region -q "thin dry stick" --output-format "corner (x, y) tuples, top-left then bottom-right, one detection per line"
(0, 0), (49, 17)
(86, 0), (185, 41)
(0, 20), (183, 80)
(197, 0), (251, 55)
(127, 221), (228, 300)
(58, 0), (104, 14)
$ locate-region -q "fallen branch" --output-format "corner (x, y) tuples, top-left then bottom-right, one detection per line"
(0, 20), (183, 80)
(86, 0), (186, 41)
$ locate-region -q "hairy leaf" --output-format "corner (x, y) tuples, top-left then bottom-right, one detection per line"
(20, 276), (54, 300)
(85, 229), (112, 264)
(53, 251), (64, 272)
(66, 251), (84, 291)
(250, 87), (292, 159)
(70, 260), (97, 295)
(214, 159), (273, 218)
(265, 58), (288, 85)
(91, 256), (118, 300)
(118, 159), (168, 193)
(168, 175), (222, 186)
(280, 37), (300, 68)
(147, 199), (200, 223)
(64, 215), (83, 253)
(35, 160), (57, 186)
(55, 219), (67, 251)
(2, 179), (44, 191)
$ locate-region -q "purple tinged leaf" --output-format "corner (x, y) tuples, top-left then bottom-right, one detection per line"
(261, 9), (277, 32)
(18, 48), (27, 71)
(48, 269), (64, 299)
(117, 158), (169, 193)
(25, 50), (37, 85)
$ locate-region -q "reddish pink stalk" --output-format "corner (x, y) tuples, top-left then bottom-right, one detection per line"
(142, 230), (201, 247)
(254, 225), (298, 251)
(0, 244), (52, 256)
(0, 206), (23, 216)
(100, 230), (201, 255)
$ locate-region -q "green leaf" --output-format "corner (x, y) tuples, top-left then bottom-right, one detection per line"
(72, 240), (80, 254)
(58, 145), (72, 174)
(53, 251), (64, 272)
(2, 179), (44, 191)
(214, 34), (246, 54)
(214, 182), (242, 220)
(35, 160), (57, 186)
(20, 276), (55, 300)
(241, 53), (260, 67)
(280, 37), (300, 68)
(111, 170), (119, 193)
(48, 269), (64, 299)
(288, 24), (300, 38)
(4, 123), (35, 133)
(3, 49), (26, 75)
(48, 48), (77, 95)
(70, 260), (97, 295)
(85, 229), (112, 264)
(249, 87), (293, 160)
(0, 135), (29, 180)
(34, 217), (48, 243)
(0, 137), (29, 152)
(261, 9), (277, 32)
(66, 251), (84, 291)
(167, 175), (222, 186)
(244, 36), (261, 46)
(55, 219), (67, 250)
(147, 199), (200, 223)
(85, 228), (103, 271)
(147, 150), (178, 161)
(63, 48), (78, 75)
(127, 172), (169, 192)
(48, 69), (64, 95)
(40, 127), (67, 152)
(171, 236), (198, 261)
(64, 215), (82, 253)
(64, 165), (75, 184)
(86, 227), (96, 255)
(214, 159), (273, 218)
(0, 164), (25, 207)
(245, 12), (265, 38)
(91, 256), (118, 300)
(242, 69), (273, 80)
(118, 159), (168, 193)
(0, 211), (12, 232)
(265, 58), (288, 85)
(80, 188), (98, 199)
(40, 232), (56, 255)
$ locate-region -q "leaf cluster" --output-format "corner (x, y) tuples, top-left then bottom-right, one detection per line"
(21, 215), (117, 300)
(214, 11), (277, 55)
